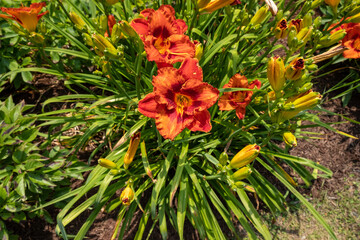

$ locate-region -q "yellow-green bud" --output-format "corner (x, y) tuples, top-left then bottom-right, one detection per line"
(105, 0), (118, 5)
(232, 167), (252, 180)
(283, 132), (297, 147)
(69, 12), (86, 31)
(98, 158), (117, 169)
(296, 27), (313, 48)
(219, 152), (228, 166)
(267, 56), (285, 92)
(82, 33), (93, 46)
(250, 6), (270, 26)
(194, 40), (204, 61)
(120, 186), (134, 206)
(319, 29), (346, 47)
(230, 144), (261, 169)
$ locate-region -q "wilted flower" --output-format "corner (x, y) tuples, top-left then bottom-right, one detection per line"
(138, 58), (219, 140)
(285, 57), (305, 80)
(230, 144), (261, 169)
(130, 5), (195, 67)
(218, 74), (261, 120)
(0, 2), (48, 33)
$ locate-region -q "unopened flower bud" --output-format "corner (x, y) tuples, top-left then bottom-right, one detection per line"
(99, 15), (108, 34)
(82, 33), (93, 46)
(234, 181), (255, 192)
(106, 0), (118, 5)
(250, 6), (270, 26)
(111, 23), (123, 44)
(120, 186), (134, 206)
(347, 12), (360, 23)
(69, 12), (86, 31)
(98, 158), (117, 169)
(194, 40), (203, 60)
(283, 132), (297, 147)
(319, 29), (346, 47)
(219, 152), (228, 166)
(286, 57), (305, 80)
(274, 18), (288, 39)
(296, 27), (313, 48)
(267, 56), (285, 92)
(311, 0), (323, 9)
(232, 167), (252, 180)
(123, 133), (141, 169)
(230, 144), (261, 169)
(303, 13), (312, 27)
(284, 91), (321, 112)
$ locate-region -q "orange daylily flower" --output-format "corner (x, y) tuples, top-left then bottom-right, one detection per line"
(130, 5), (195, 67)
(218, 74), (261, 120)
(0, 2), (48, 33)
(138, 58), (219, 140)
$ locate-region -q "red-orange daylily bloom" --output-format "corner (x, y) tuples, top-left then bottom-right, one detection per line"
(0, 2), (48, 33)
(138, 58), (219, 140)
(218, 74), (261, 120)
(130, 5), (195, 67)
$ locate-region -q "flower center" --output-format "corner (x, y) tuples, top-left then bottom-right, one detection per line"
(175, 94), (191, 115)
(154, 36), (170, 55)
(279, 19), (287, 30)
(293, 58), (305, 69)
(235, 92), (246, 103)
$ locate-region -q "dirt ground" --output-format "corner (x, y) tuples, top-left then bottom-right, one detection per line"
(4, 62), (360, 239)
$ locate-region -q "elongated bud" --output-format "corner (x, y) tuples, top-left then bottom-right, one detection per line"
(284, 91), (321, 112)
(219, 152), (228, 166)
(105, 0), (118, 5)
(286, 57), (305, 80)
(267, 56), (285, 92)
(92, 33), (116, 52)
(296, 27), (313, 48)
(283, 132), (297, 147)
(230, 144), (261, 169)
(99, 15), (108, 34)
(119, 20), (138, 38)
(324, 0), (340, 9)
(120, 186), (134, 206)
(232, 167), (252, 180)
(250, 6), (270, 25)
(319, 29), (346, 47)
(288, 19), (303, 33)
(111, 23), (123, 44)
(98, 158), (117, 169)
(311, 0), (323, 9)
(193, 40), (203, 61)
(69, 12), (86, 31)
(274, 18), (288, 39)
(234, 181), (255, 192)
(303, 13), (312, 27)
(347, 12), (360, 23)
(123, 133), (141, 169)
(198, 0), (234, 13)
(82, 33), (93, 46)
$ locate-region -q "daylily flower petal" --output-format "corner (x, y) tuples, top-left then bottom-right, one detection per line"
(187, 110), (212, 132)
(218, 94), (236, 110)
(167, 34), (196, 62)
(130, 18), (149, 38)
(155, 108), (192, 140)
(178, 58), (203, 82)
(138, 92), (160, 119)
(180, 78), (219, 113)
(235, 106), (247, 120)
